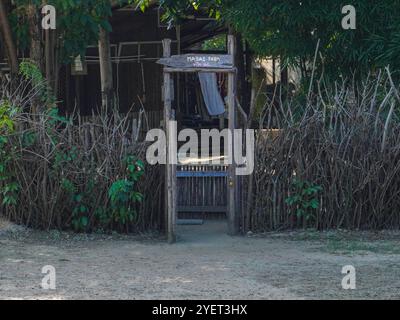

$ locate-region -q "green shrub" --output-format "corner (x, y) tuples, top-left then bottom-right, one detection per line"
(286, 179), (322, 222)
(0, 100), (19, 212)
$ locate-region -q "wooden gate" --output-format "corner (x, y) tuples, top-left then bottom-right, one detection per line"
(159, 36), (239, 243)
(177, 164), (228, 218)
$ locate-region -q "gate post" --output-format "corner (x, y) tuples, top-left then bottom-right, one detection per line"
(162, 39), (177, 243)
(227, 35), (239, 235)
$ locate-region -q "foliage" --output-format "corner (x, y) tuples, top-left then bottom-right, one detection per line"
(286, 179), (322, 221)
(6, 0), (400, 82)
(71, 196), (90, 231)
(152, 1), (400, 80)
(0, 100), (19, 210)
(19, 60), (44, 85)
(222, 0), (400, 79)
(54, 132), (145, 232)
(10, 0), (113, 62)
(202, 34), (226, 51)
(0, 135), (19, 208)
(60, 155), (145, 232)
(18, 59), (58, 107)
(157, 0), (221, 24)
(107, 157), (145, 228)
(0, 100), (17, 134)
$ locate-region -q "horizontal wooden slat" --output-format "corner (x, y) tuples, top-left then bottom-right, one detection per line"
(164, 67), (236, 73)
(157, 54), (233, 69)
(177, 171), (228, 178)
(177, 206), (227, 213)
(177, 219), (204, 225)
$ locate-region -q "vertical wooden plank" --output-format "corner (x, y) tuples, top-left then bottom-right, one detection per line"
(227, 35), (239, 235)
(99, 27), (114, 111)
(163, 39), (177, 243)
(176, 25), (181, 122)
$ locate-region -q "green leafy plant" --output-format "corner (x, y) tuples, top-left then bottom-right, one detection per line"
(71, 193), (90, 232)
(202, 34), (226, 51)
(46, 107), (70, 126)
(0, 137), (19, 207)
(286, 179), (323, 221)
(0, 100), (17, 133)
(21, 131), (37, 148)
(54, 146), (79, 169)
(19, 60), (58, 106)
(19, 60), (44, 85)
(93, 206), (110, 230)
(61, 178), (90, 232)
(108, 156), (145, 228)
(60, 157), (145, 232)
(0, 100), (20, 209)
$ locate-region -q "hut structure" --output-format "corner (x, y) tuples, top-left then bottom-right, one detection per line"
(59, 5), (229, 122)
(56, 4), (243, 242)
(0, 4), (257, 242)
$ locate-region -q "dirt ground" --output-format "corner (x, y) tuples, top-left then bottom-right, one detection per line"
(0, 217), (400, 300)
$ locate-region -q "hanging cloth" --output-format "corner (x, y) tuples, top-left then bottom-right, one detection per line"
(198, 72), (226, 116)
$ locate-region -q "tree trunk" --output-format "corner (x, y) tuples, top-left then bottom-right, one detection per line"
(244, 41), (253, 114)
(233, 32), (246, 113)
(26, 4), (44, 72)
(98, 26), (114, 112)
(42, 0), (58, 96)
(0, 0), (19, 76)
(45, 28), (51, 85)
(44, 26), (59, 97)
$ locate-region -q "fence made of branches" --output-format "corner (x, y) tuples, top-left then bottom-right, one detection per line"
(0, 78), (164, 232)
(245, 70), (400, 231)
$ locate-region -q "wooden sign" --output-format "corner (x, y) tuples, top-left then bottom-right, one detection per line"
(157, 54), (233, 70)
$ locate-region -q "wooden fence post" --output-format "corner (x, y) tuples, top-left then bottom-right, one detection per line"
(162, 39), (177, 243)
(227, 35), (239, 235)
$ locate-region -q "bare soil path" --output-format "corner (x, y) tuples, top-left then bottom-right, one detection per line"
(1, 218), (399, 300)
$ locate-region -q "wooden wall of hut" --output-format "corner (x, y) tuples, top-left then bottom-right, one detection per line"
(58, 8), (178, 116)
